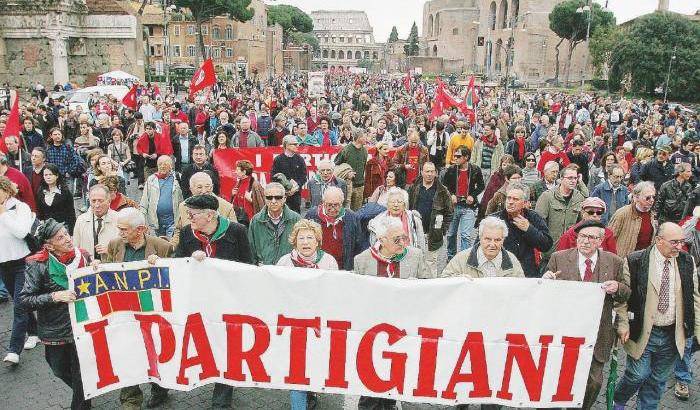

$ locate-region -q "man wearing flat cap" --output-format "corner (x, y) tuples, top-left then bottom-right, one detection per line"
(174, 194), (252, 409)
(19, 218), (92, 410)
(543, 220), (631, 410)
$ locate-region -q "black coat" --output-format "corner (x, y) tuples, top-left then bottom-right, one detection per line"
(171, 134), (199, 171)
(36, 186), (77, 232)
(179, 162), (220, 199)
(271, 152), (308, 187)
(640, 158), (674, 192)
(442, 164), (485, 209)
(175, 219), (253, 264)
(495, 209), (553, 277)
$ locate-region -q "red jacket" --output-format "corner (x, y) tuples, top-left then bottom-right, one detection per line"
(135, 132), (173, 156)
(4, 166), (36, 212)
(537, 150), (571, 173)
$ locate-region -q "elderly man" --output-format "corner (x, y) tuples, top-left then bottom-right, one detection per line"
(492, 182), (552, 277)
(179, 144), (220, 199)
(304, 186), (362, 270)
(248, 182), (301, 265)
(530, 161), (559, 201)
(441, 216), (525, 278)
(24, 147), (47, 195)
(140, 155), (183, 239)
(334, 129), (369, 210)
(231, 117), (264, 147)
(99, 208), (172, 408)
(171, 121), (198, 171)
(613, 223), (700, 410)
(408, 161), (453, 277)
(543, 220), (630, 410)
(308, 159), (347, 208)
(271, 135), (308, 213)
(172, 172), (236, 247)
(174, 194), (252, 408)
(609, 181), (657, 258)
(4, 135), (30, 171)
(656, 162), (693, 225)
(557, 197), (617, 253)
(73, 184), (120, 260)
(590, 164), (629, 224)
(20, 219), (92, 410)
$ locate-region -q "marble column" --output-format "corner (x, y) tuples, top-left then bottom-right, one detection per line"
(50, 36), (69, 85)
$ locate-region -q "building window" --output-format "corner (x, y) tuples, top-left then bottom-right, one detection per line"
(187, 25), (195, 35)
(149, 45), (155, 56)
(213, 48), (221, 59)
(226, 48), (233, 58)
(204, 46), (210, 58)
(340, 37), (345, 43)
(173, 45), (181, 57)
(174, 25), (180, 36)
(187, 45), (196, 57)
(339, 50), (344, 59)
(372, 52), (378, 60)
(213, 27), (221, 39)
(331, 50), (336, 59)
(364, 50), (369, 59)
(225, 26), (233, 39)
(355, 50), (361, 59)
(348, 37), (352, 43)
(322, 49), (328, 58)
(347, 50), (352, 59)
(453, 28), (459, 35)
(202, 25), (209, 36)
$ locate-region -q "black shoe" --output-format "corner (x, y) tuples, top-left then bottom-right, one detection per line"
(0, 297), (8, 304)
(146, 393), (168, 408)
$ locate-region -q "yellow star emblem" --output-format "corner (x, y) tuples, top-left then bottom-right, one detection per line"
(77, 280), (91, 296)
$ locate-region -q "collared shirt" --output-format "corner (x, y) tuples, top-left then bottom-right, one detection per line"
(652, 246), (676, 326)
(477, 247), (502, 278)
(179, 134), (190, 164)
(577, 250), (599, 281)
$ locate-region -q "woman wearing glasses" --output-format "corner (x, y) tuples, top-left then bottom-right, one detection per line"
(367, 187), (426, 255)
(556, 197), (617, 253)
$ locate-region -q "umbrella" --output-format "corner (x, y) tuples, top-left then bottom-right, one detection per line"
(606, 338), (620, 410)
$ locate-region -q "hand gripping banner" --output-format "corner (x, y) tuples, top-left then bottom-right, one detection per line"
(70, 258), (604, 407)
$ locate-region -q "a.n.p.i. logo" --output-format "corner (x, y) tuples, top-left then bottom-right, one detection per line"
(73, 267), (171, 323)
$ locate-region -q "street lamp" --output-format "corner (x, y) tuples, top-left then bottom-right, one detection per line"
(663, 46), (677, 103)
(163, 2), (177, 90)
(576, 2), (592, 90)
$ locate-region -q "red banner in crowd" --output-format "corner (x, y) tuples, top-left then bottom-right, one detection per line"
(212, 146), (343, 201)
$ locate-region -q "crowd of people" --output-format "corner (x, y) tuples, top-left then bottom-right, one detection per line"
(0, 71), (699, 410)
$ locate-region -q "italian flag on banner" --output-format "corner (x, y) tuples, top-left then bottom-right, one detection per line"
(75, 289), (172, 323)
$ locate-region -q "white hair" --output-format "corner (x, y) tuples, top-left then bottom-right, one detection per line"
(190, 171), (213, 188)
(478, 216), (509, 239)
(386, 187), (409, 208)
(373, 216), (403, 239)
(543, 160), (560, 173)
(317, 159), (333, 170)
(117, 207), (146, 228)
(322, 186), (345, 202)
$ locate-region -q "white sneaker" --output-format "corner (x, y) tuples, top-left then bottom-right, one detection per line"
(3, 353), (19, 365)
(23, 336), (39, 350)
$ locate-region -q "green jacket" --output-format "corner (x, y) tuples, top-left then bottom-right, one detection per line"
(534, 185), (585, 254)
(248, 205), (301, 265)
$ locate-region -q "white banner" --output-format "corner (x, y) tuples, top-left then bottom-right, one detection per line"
(307, 71), (326, 97)
(69, 258), (604, 407)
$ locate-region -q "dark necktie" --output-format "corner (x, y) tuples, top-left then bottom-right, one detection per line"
(658, 260), (671, 313)
(583, 259), (594, 282)
(93, 217), (103, 256)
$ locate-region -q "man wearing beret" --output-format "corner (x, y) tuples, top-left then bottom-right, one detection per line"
(19, 218), (92, 410)
(543, 220), (631, 410)
(174, 194), (252, 408)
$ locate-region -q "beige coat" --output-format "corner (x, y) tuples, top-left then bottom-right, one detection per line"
(104, 234), (173, 263)
(353, 246), (432, 279)
(440, 246), (524, 278)
(608, 204), (657, 258)
(170, 195), (237, 247)
(73, 209), (120, 260)
(139, 173), (184, 232)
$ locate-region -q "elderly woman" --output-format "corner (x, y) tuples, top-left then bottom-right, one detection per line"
(368, 187), (425, 253)
(0, 176), (38, 365)
(363, 140), (391, 200)
(308, 159), (348, 209)
(231, 159), (265, 222)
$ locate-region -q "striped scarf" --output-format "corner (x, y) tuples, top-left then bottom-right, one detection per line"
(369, 242), (407, 278)
(47, 247), (87, 289)
(290, 249), (325, 269)
(192, 216), (230, 257)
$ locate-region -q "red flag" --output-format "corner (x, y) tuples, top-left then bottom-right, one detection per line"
(403, 70), (411, 92)
(121, 85), (138, 110)
(464, 75), (480, 109)
(1, 91), (20, 153)
(189, 58), (217, 97)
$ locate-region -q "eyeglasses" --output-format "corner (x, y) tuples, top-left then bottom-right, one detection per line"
(391, 235), (408, 245)
(660, 237), (684, 247)
(265, 195), (285, 201)
(584, 209), (605, 216)
(453, 155), (462, 158)
(324, 202), (342, 208)
(186, 210), (206, 218)
(642, 195), (655, 201)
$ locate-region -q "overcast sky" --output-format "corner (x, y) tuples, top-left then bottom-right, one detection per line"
(265, 0), (700, 41)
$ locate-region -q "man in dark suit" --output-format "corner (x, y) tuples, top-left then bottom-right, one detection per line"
(543, 220), (631, 410)
(179, 144), (220, 199)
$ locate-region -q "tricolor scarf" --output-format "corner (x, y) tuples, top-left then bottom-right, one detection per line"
(192, 216), (230, 257)
(369, 242), (407, 278)
(317, 206), (345, 240)
(46, 247), (87, 289)
(290, 249), (326, 269)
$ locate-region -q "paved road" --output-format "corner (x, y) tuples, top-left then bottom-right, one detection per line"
(1, 181), (698, 409)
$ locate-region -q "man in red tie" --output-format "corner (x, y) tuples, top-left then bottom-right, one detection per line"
(543, 220), (630, 410)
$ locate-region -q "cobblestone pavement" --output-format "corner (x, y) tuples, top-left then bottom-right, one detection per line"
(1, 183), (698, 409)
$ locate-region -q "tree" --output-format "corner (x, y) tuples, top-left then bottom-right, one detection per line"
(267, 4), (314, 47)
(388, 26), (399, 43)
(608, 12), (700, 101)
(588, 25), (624, 78)
(549, 0), (615, 85)
(289, 31), (320, 51)
(175, 0), (255, 62)
(404, 22), (419, 56)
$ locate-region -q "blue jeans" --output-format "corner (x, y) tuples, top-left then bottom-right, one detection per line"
(290, 390), (307, 410)
(0, 275), (8, 299)
(155, 221), (175, 239)
(0, 261), (38, 355)
(614, 327), (679, 409)
(674, 337), (697, 384)
(446, 205), (476, 260)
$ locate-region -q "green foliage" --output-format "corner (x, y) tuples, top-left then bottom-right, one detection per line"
(549, 0), (615, 43)
(608, 12), (700, 101)
(388, 26), (399, 43)
(289, 31), (320, 52)
(266, 4), (314, 48)
(404, 22), (419, 56)
(588, 25), (624, 77)
(174, 0), (255, 23)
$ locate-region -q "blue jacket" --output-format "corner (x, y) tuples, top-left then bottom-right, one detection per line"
(590, 181), (630, 224)
(307, 128), (339, 146)
(305, 206), (362, 270)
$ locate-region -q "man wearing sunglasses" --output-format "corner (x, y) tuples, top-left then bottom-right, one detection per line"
(544, 220), (630, 410)
(613, 222), (700, 410)
(557, 197), (617, 253)
(248, 182), (301, 265)
(609, 181), (657, 258)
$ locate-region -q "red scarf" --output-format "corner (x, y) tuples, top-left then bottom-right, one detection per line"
(192, 230), (217, 257)
(27, 247), (86, 265)
(482, 133), (499, 148)
(369, 242), (406, 278)
(233, 176), (255, 220)
(516, 137), (526, 159)
(155, 172), (170, 180)
(110, 192), (123, 210)
(317, 206), (344, 240)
